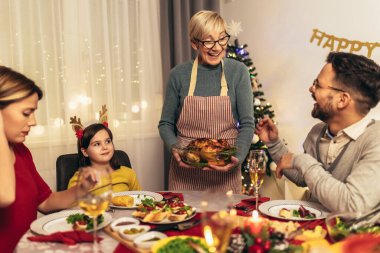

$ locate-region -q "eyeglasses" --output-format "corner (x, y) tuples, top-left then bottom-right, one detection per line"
(195, 33), (231, 49)
(312, 79), (346, 93)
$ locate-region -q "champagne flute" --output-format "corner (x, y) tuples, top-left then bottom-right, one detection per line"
(247, 150), (266, 211)
(76, 167), (112, 253)
(202, 191), (237, 253)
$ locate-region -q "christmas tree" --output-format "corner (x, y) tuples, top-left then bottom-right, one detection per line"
(226, 21), (276, 194)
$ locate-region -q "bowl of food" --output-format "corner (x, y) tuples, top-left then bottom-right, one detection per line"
(118, 224), (150, 240)
(175, 138), (237, 168)
(326, 212), (356, 242)
(110, 217), (140, 231)
(326, 211), (380, 243)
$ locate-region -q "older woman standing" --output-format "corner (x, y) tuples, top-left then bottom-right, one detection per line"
(159, 10), (254, 193)
(0, 66), (86, 253)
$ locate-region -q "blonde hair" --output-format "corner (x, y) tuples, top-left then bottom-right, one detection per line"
(0, 66), (43, 109)
(189, 10), (227, 41)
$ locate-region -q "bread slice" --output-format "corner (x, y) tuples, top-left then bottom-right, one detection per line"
(143, 210), (168, 222)
(279, 208), (291, 218)
(112, 195), (134, 207)
(168, 213), (187, 222)
(132, 210), (147, 219)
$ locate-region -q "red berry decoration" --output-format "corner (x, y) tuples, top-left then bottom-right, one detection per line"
(263, 240), (271, 251)
(248, 244), (264, 253)
(255, 237), (263, 245)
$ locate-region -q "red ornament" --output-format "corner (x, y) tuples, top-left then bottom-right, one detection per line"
(255, 237), (263, 245)
(263, 240), (271, 251)
(102, 121), (108, 128)
(248, 244), (264, 253)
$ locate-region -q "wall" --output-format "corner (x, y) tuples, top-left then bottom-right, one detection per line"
(221, 0), (380, 198)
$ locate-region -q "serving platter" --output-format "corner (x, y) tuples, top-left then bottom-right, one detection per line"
(137, 207), (197, 225)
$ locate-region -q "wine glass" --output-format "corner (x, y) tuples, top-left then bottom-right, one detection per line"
(76, 167), (112, 253)
(201, 191), (237, 253)
(247, 149), (266, 211)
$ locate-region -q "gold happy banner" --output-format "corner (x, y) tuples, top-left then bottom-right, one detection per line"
(310, 29), (380, 58)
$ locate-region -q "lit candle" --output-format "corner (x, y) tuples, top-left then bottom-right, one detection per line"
(245, 210), (266, 236)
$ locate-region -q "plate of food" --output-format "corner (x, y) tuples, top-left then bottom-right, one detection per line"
(258, 200), (330, 221)
(110, 191), (163, 209)
(175, 138), (237, 168)
(132, 197), (197, 224)
(30, 209), (112, 235)
(151, 236), (208, 253)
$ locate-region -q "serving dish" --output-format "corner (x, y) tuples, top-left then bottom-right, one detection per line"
(175, 138), (237, 168)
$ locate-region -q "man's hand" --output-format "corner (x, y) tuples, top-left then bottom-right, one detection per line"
(203, 156), (239, 172)
(255, 115), (279, 143)
(275, 153), (294, 178)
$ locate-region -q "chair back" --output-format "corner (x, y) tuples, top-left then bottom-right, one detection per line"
(56, 150), (131, 191)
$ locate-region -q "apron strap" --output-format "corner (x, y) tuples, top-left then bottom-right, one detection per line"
(188, 57), (228, 96)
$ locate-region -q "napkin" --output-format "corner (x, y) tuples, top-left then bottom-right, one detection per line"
(156, 191), (184, 201)
(27, 230), (103, 245)
(113, 243), (138, 253)
(234, 197), (270, 217)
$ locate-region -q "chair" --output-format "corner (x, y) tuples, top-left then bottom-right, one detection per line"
(56, 150), (131, 191)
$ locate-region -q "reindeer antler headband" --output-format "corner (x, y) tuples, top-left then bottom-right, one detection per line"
(70, 105), (109, 140)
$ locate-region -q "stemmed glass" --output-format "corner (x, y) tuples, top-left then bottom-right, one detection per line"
(76, 167), (112, 253)
(201, 191), (237, 253)
(247, 150), (266, 211)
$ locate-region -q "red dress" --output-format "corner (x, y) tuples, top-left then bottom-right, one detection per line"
(0, 143), (52, 253)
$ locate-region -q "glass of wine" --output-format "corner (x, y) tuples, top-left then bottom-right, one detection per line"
(76, 167), (112, 253)
(247, 149), (266, 211)
(202, 191), (237, 253)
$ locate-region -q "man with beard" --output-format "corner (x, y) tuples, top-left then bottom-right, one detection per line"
(256, 52), (380, 213)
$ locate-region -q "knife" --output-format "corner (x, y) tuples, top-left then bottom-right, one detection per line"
(150, 219), (201, 232)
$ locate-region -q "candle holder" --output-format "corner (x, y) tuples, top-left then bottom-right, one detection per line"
(241, 211), (302, 253)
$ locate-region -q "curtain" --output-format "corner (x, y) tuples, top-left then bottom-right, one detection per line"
(0, 0), (164, 191)
(159, 0), (220, 189)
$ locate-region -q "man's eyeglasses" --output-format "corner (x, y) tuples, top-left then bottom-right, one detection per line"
(312, 79), (346, 93)
(195, 33), (231, 49)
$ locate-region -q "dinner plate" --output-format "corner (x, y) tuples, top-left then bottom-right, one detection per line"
(258, 200), (330, 221)
(151, 235), (206, 253)
(30, 209), (112, 235)
(110, 191), (163, 209)
(138, 207), (197, 225)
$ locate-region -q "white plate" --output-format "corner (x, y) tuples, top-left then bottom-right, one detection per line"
(30, 209), (112, 235)
(138, 207), (197, 225)
(258, 200), (330, 221)
(110, 191), (163, 209)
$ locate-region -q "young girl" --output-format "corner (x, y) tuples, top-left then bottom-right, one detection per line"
(68, 122), (141, 192)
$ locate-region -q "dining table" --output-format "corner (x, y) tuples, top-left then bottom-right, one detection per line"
(17, 190), (377, 253)
(16, 190), (250, 253)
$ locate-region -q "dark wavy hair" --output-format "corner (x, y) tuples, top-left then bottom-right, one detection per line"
(0, 66), (43, 109)
(77, 123), (120, 170)
(326, 52), (380, 115)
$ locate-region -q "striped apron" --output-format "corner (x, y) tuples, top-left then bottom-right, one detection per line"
(168, 57), (241, 193)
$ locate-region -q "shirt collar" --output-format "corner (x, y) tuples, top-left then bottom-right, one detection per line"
(341, 114), (374, 140)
